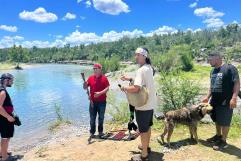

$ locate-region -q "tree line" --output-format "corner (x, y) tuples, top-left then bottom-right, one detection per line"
(0, 23), (241, 72)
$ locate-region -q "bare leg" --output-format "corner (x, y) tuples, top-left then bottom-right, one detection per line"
(147, 128), (151, 147)
(1, 138), (10, 160)
(216, 124), (221, 136)
(140, 131), (149, 157)
(221, 126), (230, 141)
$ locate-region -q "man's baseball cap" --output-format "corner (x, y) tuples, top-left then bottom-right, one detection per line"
(93, 63), (102, 69)
(0, 73), (14, 80)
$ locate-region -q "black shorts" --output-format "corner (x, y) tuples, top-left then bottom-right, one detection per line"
(210, 105), (233, 126)
(135, 109), (153, 133)
(0, 114), (14, 138)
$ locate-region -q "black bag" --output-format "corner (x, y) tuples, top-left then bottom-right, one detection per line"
(13, 115), (21, 126)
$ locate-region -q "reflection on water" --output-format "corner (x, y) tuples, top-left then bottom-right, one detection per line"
(0, 64), (92, 148)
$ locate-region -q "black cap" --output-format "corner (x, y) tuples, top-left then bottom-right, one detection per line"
(208, 51), (222, 57)
(0, 73), (14, 80)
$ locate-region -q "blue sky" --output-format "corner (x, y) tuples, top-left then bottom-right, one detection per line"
(0, 0), (240, 48)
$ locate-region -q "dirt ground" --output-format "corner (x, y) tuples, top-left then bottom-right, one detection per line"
(17, 124), (241, 161)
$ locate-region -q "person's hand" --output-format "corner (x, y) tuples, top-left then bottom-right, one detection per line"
(7, 116), (15, 122)
(94, 92), (102, 98)
(230, 97), (237, 109)
(120, 75), (130, 81)
(202, 96), (209, 103)
(83, 81), (89, 89)
(121, 86), (127, 93)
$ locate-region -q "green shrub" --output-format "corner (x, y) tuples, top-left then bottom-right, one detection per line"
(158, 72), (201, 112)
(107, 92), (129, 123)
(97, 56), (120, 74)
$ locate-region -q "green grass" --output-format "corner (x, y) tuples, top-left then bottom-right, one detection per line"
(0, 63), (15, 70)
(48, 104), (71, 132)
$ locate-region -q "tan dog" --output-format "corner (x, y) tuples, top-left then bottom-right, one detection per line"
(156, 103), (213, 147)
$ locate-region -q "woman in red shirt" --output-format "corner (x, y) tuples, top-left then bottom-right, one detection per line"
(83, 64), (110, 138)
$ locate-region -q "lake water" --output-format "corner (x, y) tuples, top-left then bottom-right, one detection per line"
(0, 64), (93, 149)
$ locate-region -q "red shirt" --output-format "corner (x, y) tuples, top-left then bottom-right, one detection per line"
(87, 74), (110, 102)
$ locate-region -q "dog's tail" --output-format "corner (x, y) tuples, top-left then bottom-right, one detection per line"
(154, 113), (165, 120)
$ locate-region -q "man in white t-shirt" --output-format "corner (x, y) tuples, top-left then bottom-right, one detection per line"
(121, 47), (157, 161)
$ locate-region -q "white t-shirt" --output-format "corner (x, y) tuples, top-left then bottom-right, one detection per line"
(134, 64), (157, 111)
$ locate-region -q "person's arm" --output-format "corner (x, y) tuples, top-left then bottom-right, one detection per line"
(94, 86), (110, 98)
(202, 87), (212, 103)
(120, 75), (133, 82)
(0, 91), (15, 122)
(122, 85), (140, 93)
(230, 66), (240, 108)
(94, 77), (110, 98)
(121, 69), (142, 93)
(83, 77), (90, 90)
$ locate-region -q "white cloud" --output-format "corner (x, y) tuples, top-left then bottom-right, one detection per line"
(189, 2), (197, 8)
(0, 25), (18, 32)
(194, 28), (202, 32)
(19, 7), (58, 23)
(0, 26), (180, 48)
(62, 12), (76, 20)
(0, 36), (24, 48)
(194, 7), (225, 28)
(102, 29), (144, 42)
(203, 18), (224, 28)
(85, 0), (92, 8)
(77, 0), (83, 3)
(146, 26), (178, 37)
(93, 0), (130, 15)
(194, 7), (224, 18)
(65, 30), (100, 45)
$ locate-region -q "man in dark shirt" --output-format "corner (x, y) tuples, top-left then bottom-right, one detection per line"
(202, 52), (240, 150)
(0, 73), (15, 161)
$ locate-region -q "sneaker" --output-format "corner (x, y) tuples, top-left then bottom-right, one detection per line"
(90, 134), (95, 138)
(213, 139), (228, 150)
(207, 135), (222, 143)
(98, 132), (105, 138)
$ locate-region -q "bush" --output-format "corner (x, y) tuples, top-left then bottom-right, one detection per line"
(107, 92), (129, 123)
(158, 72), (201, 112)
(152, 44), (194, 73)
(97, 56), (120, 74)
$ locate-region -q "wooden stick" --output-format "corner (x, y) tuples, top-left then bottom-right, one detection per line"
(81, 72), (94, 107)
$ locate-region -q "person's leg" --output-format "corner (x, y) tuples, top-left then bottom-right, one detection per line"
(1, 138), (10, 160)
(140, 131), (149, 157)
(97, 102), (106, 134)
(221, 126), (230, 141)
(216, 124), (222, 136)
(146, 128), (151, 147)
(89, 103), (97, 135)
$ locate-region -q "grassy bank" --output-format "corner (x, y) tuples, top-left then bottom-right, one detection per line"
(0, 62), (16, 70)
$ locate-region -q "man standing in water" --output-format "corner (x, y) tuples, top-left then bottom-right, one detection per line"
(121, 47), (157, 161)
(0, 73), (15, 161)
(83, 64), (110, 138)
(202, 52), (240, 150)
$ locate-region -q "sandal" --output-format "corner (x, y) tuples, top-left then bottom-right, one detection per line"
(0, 153), (12, 159)
(131, 154), (149, 161)
(138, 145), (151, 153)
